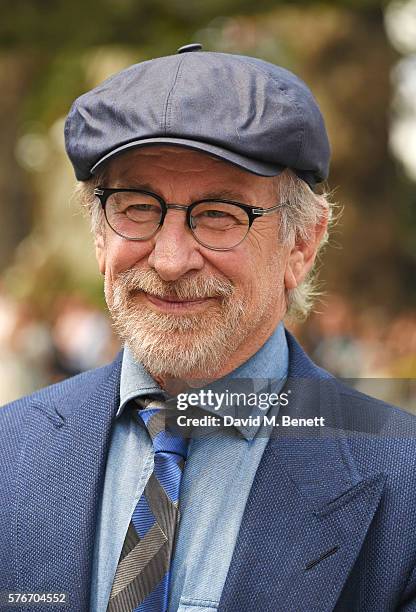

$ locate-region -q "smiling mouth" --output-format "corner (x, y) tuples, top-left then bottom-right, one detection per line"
(143, 292), (217, 311)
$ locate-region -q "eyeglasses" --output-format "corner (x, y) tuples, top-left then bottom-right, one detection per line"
(94, 187), (286, 251)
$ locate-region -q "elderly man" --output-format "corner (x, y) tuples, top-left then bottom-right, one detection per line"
(1, 45), (416, 612)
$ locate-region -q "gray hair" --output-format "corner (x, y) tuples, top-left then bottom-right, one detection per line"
(274, 170), (334, 321)
(72, 168), (335, 321)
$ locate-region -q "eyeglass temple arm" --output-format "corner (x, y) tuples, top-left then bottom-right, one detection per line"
(251, 202), (287, 217)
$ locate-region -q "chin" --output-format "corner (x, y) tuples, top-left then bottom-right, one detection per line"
(123, 318), (243, 380)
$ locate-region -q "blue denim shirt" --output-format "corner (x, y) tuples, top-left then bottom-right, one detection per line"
(90, 323), (288, 612)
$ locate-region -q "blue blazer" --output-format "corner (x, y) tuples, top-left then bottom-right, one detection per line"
(1, 331), (416, 612)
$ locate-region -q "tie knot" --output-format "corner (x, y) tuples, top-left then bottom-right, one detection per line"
(134, 397), (189, 459)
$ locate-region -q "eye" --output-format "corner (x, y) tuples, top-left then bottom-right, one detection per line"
(125, 203), (160, 213)
(201, 210), (230, 218)
(192, 204), (247, 229)
(108, 191), (162, 212)
(107, 192), (162, 223)
(124, 202), (162, 222)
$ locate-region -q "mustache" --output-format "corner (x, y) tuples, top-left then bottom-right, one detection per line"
(112, 268), (235, 301)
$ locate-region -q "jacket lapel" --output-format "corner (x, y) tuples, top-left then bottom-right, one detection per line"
(218, 332), (386, 612)
(14, 353), (123, 611)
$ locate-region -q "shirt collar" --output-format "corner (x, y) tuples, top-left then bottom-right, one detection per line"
(117, 346), (165, 418)
(118, 322), (289, 440)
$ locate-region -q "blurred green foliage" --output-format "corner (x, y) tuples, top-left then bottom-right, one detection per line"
(0, 0), (389, 52)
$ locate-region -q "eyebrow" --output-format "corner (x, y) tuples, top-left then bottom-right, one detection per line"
(109, 179), (249, 203)
(199, 189), (248, 202)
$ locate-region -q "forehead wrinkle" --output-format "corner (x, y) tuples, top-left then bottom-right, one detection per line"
(106, 151), (277, 203)
(109, 147), (224, 174)
(108, 180), (251, 203)
(106, 170), (258, 203)
(107, 158), (217, 190)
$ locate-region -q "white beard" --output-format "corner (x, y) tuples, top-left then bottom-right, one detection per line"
(104, 268), (250, 379)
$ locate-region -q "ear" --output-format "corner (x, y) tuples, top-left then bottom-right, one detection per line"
(284, 215), (328, 290)
(95, 232), (106, 275)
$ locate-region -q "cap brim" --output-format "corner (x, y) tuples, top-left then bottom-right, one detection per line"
(90, 137), (285, 178)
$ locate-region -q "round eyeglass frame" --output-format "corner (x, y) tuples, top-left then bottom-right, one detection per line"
(94, 187), (287, 252)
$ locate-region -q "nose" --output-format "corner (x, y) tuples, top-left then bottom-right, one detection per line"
(147, 209), (205, 281)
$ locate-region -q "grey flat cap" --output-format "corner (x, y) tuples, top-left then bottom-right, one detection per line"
(64, 47), (330, 189)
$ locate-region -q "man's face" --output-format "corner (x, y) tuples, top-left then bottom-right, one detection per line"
(95, 146), (302, 381)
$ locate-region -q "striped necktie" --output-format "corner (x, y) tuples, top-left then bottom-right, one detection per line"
(107, 397), (189, 612)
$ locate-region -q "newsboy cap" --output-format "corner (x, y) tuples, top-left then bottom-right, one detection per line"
(64, 45), (330, 190)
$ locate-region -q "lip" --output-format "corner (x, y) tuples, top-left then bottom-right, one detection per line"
(144, 292), (216, 312)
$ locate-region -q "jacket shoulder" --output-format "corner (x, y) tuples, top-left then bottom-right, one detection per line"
(334, 377), (416, 434)
(328, 378), (416, 486)
(0, 353), (122, 435)
(0, 357), (122, 514)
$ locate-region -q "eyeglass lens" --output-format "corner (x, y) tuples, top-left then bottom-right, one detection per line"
(104, 192), (250, 249)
